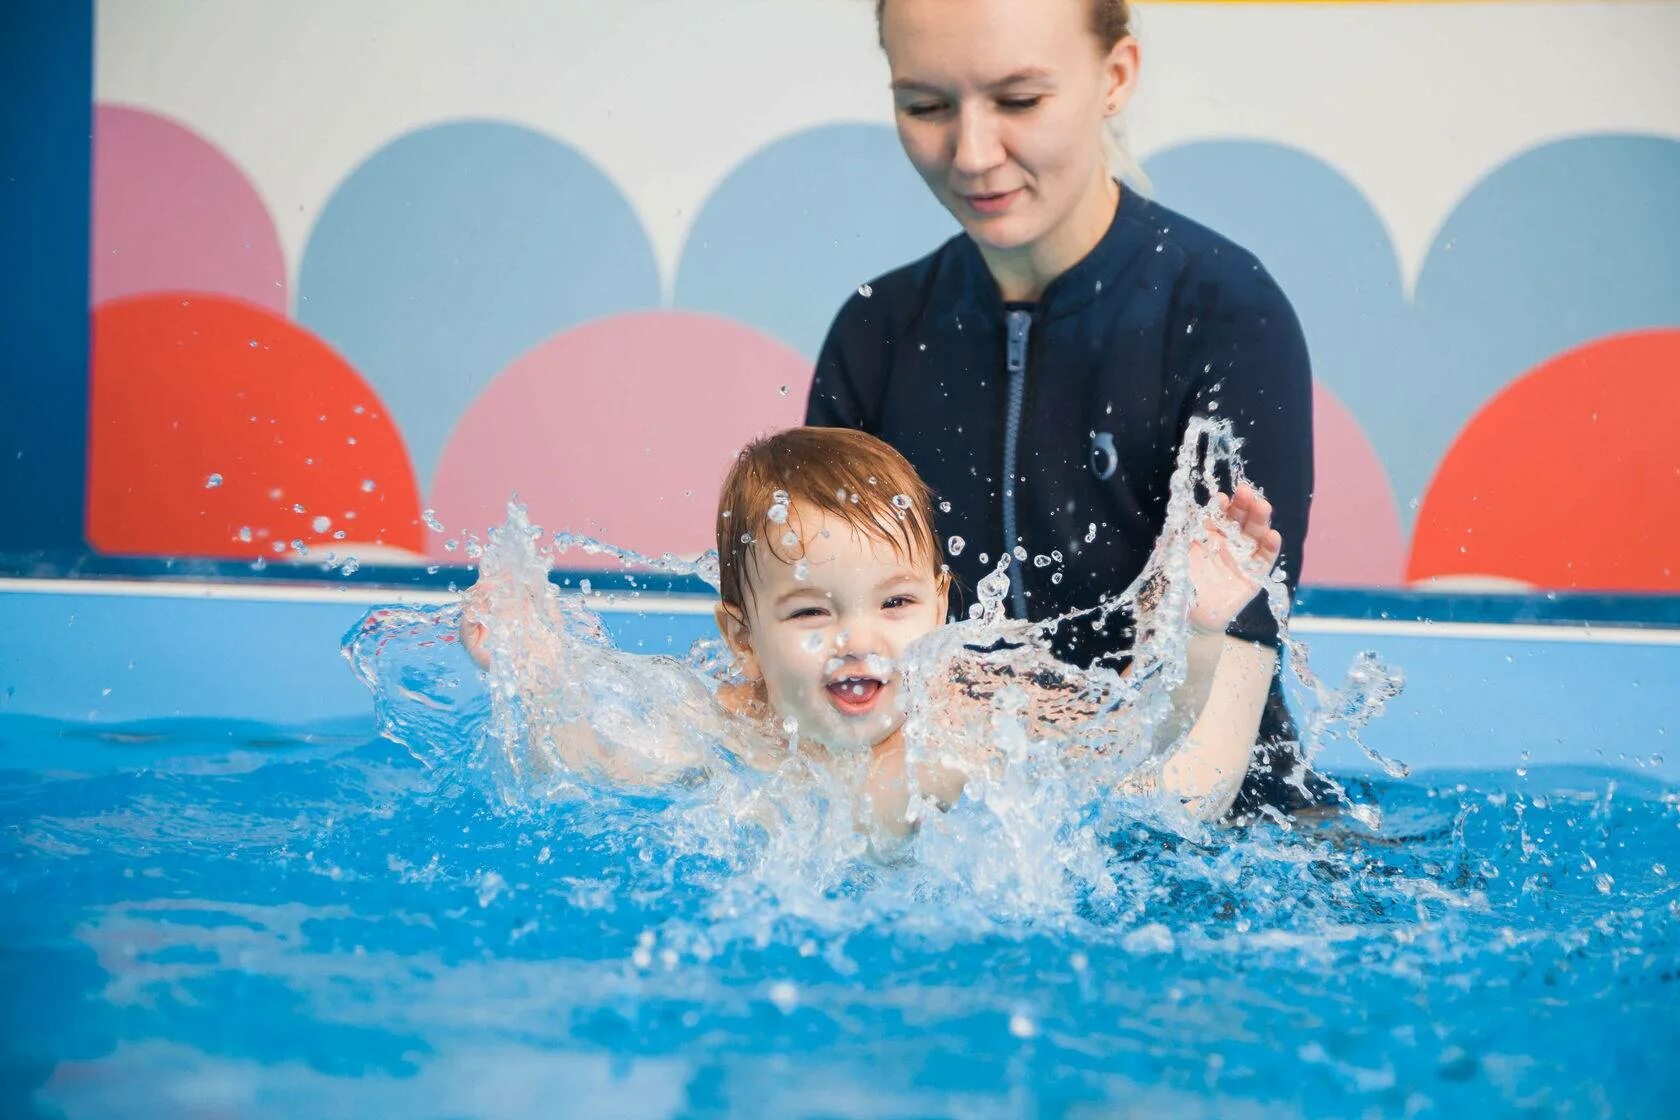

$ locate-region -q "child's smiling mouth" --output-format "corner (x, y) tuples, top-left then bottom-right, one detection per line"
(825, 676), (886, 717)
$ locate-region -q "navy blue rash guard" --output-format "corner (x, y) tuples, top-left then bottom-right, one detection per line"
(808, 191), (1326, 813)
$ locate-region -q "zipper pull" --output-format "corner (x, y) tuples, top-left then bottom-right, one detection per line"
(1005, 310), (1031, 374)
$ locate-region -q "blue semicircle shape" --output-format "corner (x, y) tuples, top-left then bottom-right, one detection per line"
(1405, 133), (1680, 512)
(297, 120), (660, 487)
(674, 123), (957, 359)
(1144, 140), (1413, 488)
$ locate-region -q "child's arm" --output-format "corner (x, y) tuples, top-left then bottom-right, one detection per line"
(1141, 484), (1285, 818)
(461, 582), (724, 789)
(1154, 635), (1276, 818)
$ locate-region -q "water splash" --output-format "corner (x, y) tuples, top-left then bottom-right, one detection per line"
(346, 420), (1406, 937)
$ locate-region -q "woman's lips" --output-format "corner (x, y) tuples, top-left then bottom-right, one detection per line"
(826, 677), (885, 717)
(962, 187), (1023, 216)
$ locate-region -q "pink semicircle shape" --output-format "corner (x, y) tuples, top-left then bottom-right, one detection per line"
(93, 104), (286, 314)
(1299, 383), (1405, 588)
(429, 311), (812, 563)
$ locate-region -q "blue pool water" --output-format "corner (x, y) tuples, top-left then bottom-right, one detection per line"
(3, 585), (1679, 1117)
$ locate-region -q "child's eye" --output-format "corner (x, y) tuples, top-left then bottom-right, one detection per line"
(787, 607), (829, 621)
(882, 596), (917, 611)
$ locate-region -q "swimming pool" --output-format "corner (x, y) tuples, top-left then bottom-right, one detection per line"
(3, 577), (1678, 1117)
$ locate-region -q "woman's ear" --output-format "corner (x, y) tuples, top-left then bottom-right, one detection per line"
(1101, 34), (1140, 117)
(714, 602), (762, 681)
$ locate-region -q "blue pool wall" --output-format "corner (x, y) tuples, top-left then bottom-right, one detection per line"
(1, 580), (1674, 785)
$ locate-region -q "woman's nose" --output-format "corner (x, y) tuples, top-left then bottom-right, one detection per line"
(951, 104), (1004, 178)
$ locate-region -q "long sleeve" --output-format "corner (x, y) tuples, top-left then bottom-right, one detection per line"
(1170, 253), (1315, 647)
(807, 291), (888, 432)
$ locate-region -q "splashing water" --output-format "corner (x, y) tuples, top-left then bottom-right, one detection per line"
(345, 419), (1405, 939)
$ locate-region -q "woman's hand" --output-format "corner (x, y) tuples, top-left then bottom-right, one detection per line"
(1186, 484), (1282, 635)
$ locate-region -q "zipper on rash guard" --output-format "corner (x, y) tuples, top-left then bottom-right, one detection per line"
(1001, 309), (1032, 620)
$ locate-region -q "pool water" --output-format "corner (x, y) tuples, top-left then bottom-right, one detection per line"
(4, 708), (1678, 1118)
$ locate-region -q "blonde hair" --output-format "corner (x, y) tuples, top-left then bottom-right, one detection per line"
(876, 0), (1150, 193)
(716, 427), (941, 619)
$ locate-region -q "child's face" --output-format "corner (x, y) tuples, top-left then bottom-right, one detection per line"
(719, 502), (948, 754)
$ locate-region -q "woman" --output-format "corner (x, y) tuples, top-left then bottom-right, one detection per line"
(807, 0), (1327, 815)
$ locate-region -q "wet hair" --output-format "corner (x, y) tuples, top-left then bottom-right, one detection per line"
(716, 427), (942, 621)
(875, 0), (1132, 52)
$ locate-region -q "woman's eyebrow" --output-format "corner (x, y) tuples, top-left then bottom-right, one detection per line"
(988, 67), (1056, 89)
(891, 67), (1056, 95)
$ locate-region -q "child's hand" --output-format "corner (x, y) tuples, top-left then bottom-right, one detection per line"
(460, 584), (493, 670)
(1186, 484), (1283, 634)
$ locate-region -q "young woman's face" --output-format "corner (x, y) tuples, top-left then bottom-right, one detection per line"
(881, 0), (1132, 254)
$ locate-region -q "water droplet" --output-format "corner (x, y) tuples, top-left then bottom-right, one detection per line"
(769, 981), (799, 1013)
(205, 473), (223, 489)
(311, 515), (332, 533)
(422, 509), (445, 533)
(781, 530), (799, 547)
(1051, 571), (1063, 585)
(801, 633), (824, 654)
(779, 385), (789, 396)
(290, 539), (308, 556)
(938, 500), (952, 514)
(1033, 554), (1051, 568)
(793, 559), (810, 581)
(768, 503), (789, 524)
(333, 529), (346, 540)
(444, 538), (459, 552)
(247, 339), (260, 348)
(340, 557), (360, 576)
(361, 479), (377, 493)
(947, 536), (965, 556)
(1012, 545), (1028, 561)
(1008, 1013), (1037, 1039)
(236, 526), (252, 542)
(291, 503), (306, 514)
(857, 283), (874, 298)
(891, 494), (912, 511)
(977, 552), (989, 565)
(1084, 523), (1098, 544)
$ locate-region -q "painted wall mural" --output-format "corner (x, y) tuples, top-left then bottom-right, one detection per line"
(87, 98), (1680, 591)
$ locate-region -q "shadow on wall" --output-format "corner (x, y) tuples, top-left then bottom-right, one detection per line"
(83, 106), (1680, 590)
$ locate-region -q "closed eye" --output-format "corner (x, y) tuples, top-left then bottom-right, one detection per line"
(787, 606), (829, 621)
(997, 96), (1042, 112)
(901, 101), (950, 119)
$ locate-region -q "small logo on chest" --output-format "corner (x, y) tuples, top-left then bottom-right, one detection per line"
(1090, 431), (1118, 481)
